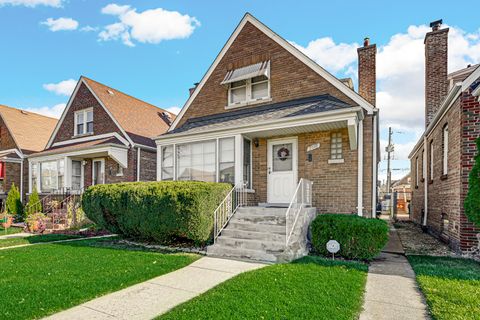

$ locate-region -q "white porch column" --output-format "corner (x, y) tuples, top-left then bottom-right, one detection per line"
(357, 119), (364, 216)
(234, 134), (243, 186)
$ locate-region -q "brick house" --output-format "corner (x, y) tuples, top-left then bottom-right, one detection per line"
(27, 76), (174, 196)
(409, 20), (480, 252)
(154, 14), (380, 261)
(0, 105), (57, 200)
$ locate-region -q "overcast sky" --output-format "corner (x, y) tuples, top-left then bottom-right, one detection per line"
(0, 0), (479, 182)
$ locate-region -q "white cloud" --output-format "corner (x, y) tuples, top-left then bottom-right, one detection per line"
(25, 103), (65, 118)
(41, 17), (79, 32)
(292, 38), (359, 73)
(99, 3), (200, 47)
(43, 79), (77, 96)
(0, 0), (62, 7)
(80, 25), (98, 32)
(166, 106), (181, 115)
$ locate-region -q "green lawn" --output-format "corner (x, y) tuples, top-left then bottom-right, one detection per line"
(0, 233), (85, 248)
(0, 238), (199, 320)
(408, 255), (480, 320)
(0, 226), (23, 235)
(159, 256), (368, 320)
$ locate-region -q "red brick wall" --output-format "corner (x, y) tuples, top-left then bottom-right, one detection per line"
(139, 149), (156, 181)
(358, 44), (376, 106)
(177, 21), (356, 128)
(53, 83), (125, 144)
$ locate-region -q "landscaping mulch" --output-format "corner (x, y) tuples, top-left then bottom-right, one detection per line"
(394, 221), (455, 256)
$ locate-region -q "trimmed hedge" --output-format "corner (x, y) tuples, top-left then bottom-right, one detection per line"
(82, 181), (231, 244)
(465, 137), (480, 228)
(311, 214), (389, 261)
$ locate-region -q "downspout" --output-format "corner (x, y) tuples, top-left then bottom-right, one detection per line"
(357, 119), (364, 216)
(371, 113), (378, 218)
(20, 158), (24, 201)
(137, 147), (141, 182)
(422, 137), (428, 226)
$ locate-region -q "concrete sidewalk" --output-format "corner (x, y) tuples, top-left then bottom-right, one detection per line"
(45, 257), (265, 320)
(359, 225), (429, 320)
(0, 232), (32, 240)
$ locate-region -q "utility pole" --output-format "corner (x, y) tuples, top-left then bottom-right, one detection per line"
(385, 127), (394, 194)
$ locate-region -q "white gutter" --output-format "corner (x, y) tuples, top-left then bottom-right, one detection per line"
(357, 119), (364, 216)
(371, 113), (378, 218)
(423, 137), (428, 226)
(20, 159), (24, 201)
(137, 147), (141, 181)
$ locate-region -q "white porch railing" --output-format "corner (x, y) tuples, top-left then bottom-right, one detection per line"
(285, 178), (313, 246)
(213, 181), (248, 243)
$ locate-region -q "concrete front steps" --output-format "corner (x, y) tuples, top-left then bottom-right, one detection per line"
(207, 207), (292, 263)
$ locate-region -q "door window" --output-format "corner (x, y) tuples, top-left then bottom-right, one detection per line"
(272, 143), (293, 172)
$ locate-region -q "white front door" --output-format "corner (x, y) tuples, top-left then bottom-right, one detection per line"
(267, 138), (298, 204)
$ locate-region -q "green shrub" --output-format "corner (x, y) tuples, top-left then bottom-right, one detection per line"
(26, 186), (42, 216)
(311, 214), (389, 261)
(6, 183), (22, 217)
(82, 181), (231, 244)
(465, 137), (480, 228)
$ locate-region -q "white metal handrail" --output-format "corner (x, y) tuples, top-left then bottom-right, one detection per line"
(213, 181), (247, 243)
(285, 178), (313, 246)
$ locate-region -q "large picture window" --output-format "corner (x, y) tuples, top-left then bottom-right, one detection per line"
(75, 109), (93, 136)
(40, 159), (64, 192)
(219, 138), (235, 183)
(161, 145), (174, 180)
(177, 140), (216, 182)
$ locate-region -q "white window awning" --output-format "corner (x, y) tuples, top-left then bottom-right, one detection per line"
(221, 61), (270, 85)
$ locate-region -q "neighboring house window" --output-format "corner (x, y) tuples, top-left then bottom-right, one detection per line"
(161, 145), (174, 180)
(40, 159), (64, 192)
(442, 124), (448, 175)
(429, 140), (434, 181)
(74, 109), (93, 136)
(243, 138), (252, 188)
(415, 156), (419, 187)
(31, 163), (38, 191)
(219, 137), (235, 183)
(330, 132), (343, 159)
(177, 140), (216, 182)
(71, 160), (82, 190)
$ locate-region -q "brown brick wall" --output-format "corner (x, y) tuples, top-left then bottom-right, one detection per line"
(424, 28), (449, 127)
(53, 83), (125, 144)
(251, 127), (373, 215)
(177, 21), (356, 128)
(139, 149), (156, 181)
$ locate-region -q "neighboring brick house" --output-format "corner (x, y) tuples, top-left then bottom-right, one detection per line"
(154, 13), (380, 217)
(409, 20), (480, 252)
(0, 105), (57, 201)
(27, 76), (175, 196)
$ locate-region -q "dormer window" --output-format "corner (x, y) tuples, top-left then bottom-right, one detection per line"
(74, 109), (93, 136)
(222, 61), (270, 108)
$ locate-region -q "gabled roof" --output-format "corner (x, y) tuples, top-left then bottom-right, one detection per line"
(0, 104), (57, 153)
(169, 13), (376, 131)
(168, 94), (354, 135)
(47, 76), (175, 149)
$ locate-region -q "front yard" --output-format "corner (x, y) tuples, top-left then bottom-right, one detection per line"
(0, 238), (199, 320)
(159, 256), (368, 320)
(408, 255), (480, 320)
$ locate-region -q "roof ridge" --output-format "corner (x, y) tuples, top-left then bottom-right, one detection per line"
(0, 104), (59, 120)
(81, 76), (175, 116)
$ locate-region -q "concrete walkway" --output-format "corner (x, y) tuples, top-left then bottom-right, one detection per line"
(360, 225), (429, 320)
(45, 257), (265, 320)
(0, 232), (32, 240)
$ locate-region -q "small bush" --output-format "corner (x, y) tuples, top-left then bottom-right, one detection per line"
(82, 181), (231, 244)
(26, 186), (42, 216)
(311, 214), (389, 261)
(6, 183), (22, 217)
(465, 137), (480, 228)
(25, 213), (48, 233)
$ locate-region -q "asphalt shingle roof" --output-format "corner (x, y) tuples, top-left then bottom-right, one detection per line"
(168, 94), (355, 135)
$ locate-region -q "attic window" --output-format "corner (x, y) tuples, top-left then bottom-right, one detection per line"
(74, 108), (93, 136)
(21, 110), (28, 115)
(222, 61), (270, 107)
(107, 89), (114, 95)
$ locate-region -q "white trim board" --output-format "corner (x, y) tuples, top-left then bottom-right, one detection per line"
(168, 13), (375, 132)
(46, 77), (134, 149)
(52, 132), (130, 148)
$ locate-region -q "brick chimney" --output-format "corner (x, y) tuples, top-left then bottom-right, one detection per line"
(189, 82), (199, 96)
(424, 19), (449, 127)
(357, 37), (377, 106)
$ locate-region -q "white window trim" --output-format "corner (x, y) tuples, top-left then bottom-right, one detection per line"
(443, 125), (448, 175)
(92, 158), (105, 185)
(226, 77), (271, 109)
(74, 108), (94, 136)
(70, 159), (85, 190)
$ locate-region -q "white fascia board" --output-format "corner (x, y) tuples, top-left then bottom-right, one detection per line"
(52, 132), (130, 148)
(408, 84), (462, 159)
(27, 144), (128, 162)
(0, 148), (24, 159)
(157, 108), (362, 146)
(347, 118), (358, 150)
(169, 14), (375, 131)
(46, 77), (134, 149)
(133, 143), (157, 152)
